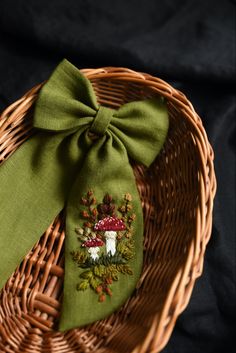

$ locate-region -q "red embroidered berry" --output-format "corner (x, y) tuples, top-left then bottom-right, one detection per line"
(99, 294), (106, 302)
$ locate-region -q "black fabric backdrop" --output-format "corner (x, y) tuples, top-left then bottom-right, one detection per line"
(0, 0), (235, 352)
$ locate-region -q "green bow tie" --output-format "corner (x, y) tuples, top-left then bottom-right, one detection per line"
(0, 59), (169, 331)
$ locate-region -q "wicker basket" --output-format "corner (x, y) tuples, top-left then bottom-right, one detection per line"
(0, 67), (216, 353)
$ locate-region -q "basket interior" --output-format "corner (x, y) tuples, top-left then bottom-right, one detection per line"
(0, 75), (200, 353)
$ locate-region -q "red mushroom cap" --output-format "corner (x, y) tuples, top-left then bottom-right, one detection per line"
(82, 238), (104, 247)
(94, 216), (126, 231)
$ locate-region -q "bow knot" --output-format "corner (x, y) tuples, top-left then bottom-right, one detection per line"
(90, 105), (115, 136)
(32, 60), (169, 168)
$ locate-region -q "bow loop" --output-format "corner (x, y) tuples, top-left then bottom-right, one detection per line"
(111, 97), (169, 167)
(33, 59), (169, 169)
(33, 59), (99, 132)
(90, 105), (115, 136)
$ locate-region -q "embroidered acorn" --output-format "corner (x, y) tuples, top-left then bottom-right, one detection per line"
(103, 194), (113, 204)
(94, 216), (126, 256)
(82, 237), (104, 261)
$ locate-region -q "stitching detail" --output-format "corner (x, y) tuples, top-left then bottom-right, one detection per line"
(70, 191), (136, 302)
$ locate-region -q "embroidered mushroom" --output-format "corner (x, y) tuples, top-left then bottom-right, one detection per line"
(82, 238), (104, 261)
(94, 216), (126, 256)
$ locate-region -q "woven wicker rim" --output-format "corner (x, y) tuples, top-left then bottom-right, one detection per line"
(0, 67), (216, 353)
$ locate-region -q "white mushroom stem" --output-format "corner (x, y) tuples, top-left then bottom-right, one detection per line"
(88, 247), (100, 260)
(104, 231), (117, 256)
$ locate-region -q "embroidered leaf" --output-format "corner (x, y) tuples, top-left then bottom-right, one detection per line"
(90, 277), (100, 290)
(117, 239), (135, 260)
(93, 265), (106, 277)
(77, 280), (89, 291)
(105, 265), (119, 281)
(75, 227), (84, 235)
(116, 264), (133, 275)
(80, 270), (93, 280)
(70, 250), (88, 265)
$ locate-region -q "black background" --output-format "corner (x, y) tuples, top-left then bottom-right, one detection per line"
(0, 1), (235, 352)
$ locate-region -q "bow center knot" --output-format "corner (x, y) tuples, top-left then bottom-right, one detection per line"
(90, 105), (115, 136)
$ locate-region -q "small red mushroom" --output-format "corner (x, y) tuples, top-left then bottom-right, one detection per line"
(82, 238), (104, 248)
(82, 237), (104, 260)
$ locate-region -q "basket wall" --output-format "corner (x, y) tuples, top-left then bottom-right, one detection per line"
(0, 68), (216, 353)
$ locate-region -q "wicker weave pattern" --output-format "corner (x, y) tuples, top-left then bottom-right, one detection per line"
(0, 67), (216, 353)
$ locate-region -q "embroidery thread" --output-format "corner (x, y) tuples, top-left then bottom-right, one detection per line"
(70, 191), (136, 302)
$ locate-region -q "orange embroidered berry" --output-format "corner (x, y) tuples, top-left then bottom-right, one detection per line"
(99, 294), (106, 302)
(106, 277), (113, 284)
(87, 190), (93, 197)
(81, 197), (88, 205)
(105, 287), (112, 296)
(96, 286), (103, 294)
(92, 208), (98, 216)
(84, 222), (92, 228)
(81, 211), (89, 218)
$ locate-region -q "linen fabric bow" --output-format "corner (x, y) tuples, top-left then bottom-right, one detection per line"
(0, 59), (169, 331)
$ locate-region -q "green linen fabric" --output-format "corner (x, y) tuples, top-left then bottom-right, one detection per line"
(0, 59), (169, 331)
